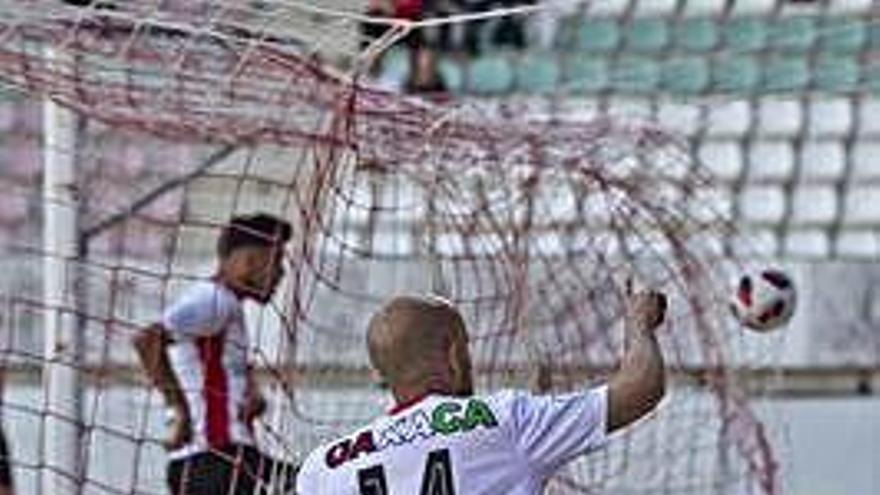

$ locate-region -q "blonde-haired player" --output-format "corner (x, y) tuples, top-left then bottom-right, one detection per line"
(296, 283), (666, 494)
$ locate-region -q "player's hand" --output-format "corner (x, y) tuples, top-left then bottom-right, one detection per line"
(624, 279), (667, 333)
(163, 405), (192, 451)
(241, 389), (267, 424)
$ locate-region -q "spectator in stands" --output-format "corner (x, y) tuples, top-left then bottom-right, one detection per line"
(364, 0), (533, 94)
(361, 0), (451, 95)
(132, 213), (297, 495)
(394, 0), (425, 21)
(404, 46), (448, 94)
(360, 0), (425, 49)
(453, 0), (530, 54)
(360, 0), (395, 50)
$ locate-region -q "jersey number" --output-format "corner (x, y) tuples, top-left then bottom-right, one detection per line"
(357, 448), (455, 495)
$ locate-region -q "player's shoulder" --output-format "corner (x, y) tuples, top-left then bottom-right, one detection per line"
(162, 280), (239, 324)
(299, 406), (401, 476)
(484, 387), (609, 425)
(173, 280), (237, 308)
(297, 443), (324, 479)
(295, 446), (323, 493)
(297, 422), (372, 484)
(482, 388), (539, 413)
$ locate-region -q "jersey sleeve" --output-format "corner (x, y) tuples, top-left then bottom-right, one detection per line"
(507, 385), (609, 475)
(160, 283), (235, 339)
(294, 454), (319, 494)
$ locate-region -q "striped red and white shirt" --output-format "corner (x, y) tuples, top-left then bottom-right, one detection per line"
(160, 280), (254, 459)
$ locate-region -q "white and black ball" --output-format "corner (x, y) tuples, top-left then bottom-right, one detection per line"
(730, 269), (797, 332)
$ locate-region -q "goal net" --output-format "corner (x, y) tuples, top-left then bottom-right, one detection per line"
(0, 1), (877, 494)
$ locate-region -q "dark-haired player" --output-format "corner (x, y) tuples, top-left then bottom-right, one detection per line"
(133, 213), (296, 494)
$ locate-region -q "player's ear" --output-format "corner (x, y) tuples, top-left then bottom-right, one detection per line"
(447, 330), (466, 372)
(446, 328), (473, 395)
(443, 334), (457, 376)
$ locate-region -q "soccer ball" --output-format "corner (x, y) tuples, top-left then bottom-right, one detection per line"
(729, 269), (797, 332)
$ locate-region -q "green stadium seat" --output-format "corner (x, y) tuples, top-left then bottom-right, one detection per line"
(381, 47), (410, 81)
(612, 56), (659, 93)
(515, 52), (560, 93)
(713, 56), (760, 93)
(869, 23), (880, 50)
(821, 17), (866, 52)
(554, 15), (580, 50)
(763, 56), (810, 92)
(437, 57), (464, 93)
(863, 60), (880, 95)
(723, 18), (767, 52)
(625, 18), (669, 52)
(562, 54), (608, 94)
(675, 17), (719, 52)
(813, 55), (860, 92)
(467, 55), (515, 94)
(579, 19), (621, 52)
(769, 16), (817, 51)
(662, 57), (709, 95)
(558, 18), (620, 52)
(0, 88), (18, 101)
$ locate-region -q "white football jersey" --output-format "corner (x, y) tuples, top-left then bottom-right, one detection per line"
(296, 386), (608, 495)
(159, 280), (255, 459)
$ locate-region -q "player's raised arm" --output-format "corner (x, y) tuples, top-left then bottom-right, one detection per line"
(131, 323), (191, 449)
(607, 283), (667, 433)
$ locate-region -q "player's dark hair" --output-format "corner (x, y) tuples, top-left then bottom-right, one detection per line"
(217, 213), (292, 258)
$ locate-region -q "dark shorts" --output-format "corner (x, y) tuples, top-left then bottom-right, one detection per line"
(0, 427), (11, 488)
(167, 444), (297, 495)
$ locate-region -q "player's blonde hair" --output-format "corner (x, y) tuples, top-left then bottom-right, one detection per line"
(366, 294), (466, 389)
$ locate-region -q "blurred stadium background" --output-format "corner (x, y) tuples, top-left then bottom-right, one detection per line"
(0, 0), (878, 494)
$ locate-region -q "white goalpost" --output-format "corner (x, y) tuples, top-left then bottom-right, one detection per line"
(41, 47), (83, 495)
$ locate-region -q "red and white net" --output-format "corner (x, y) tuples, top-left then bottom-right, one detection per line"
(0, 1), (788, 494)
